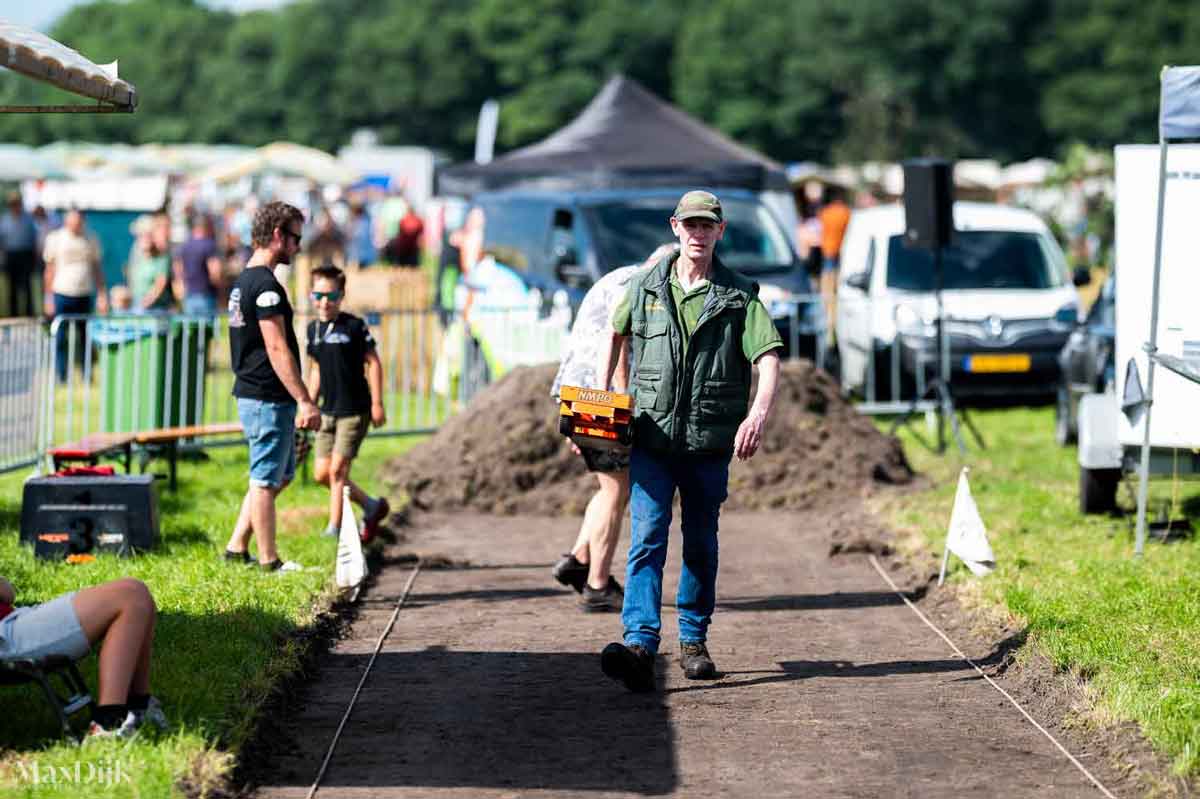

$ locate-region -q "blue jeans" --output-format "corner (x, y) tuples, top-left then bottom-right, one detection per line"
(237, 397), (297, 488)
(52, 293), (93, 383)
(183, 293), (217, 317)
(623, 447), (730, 655)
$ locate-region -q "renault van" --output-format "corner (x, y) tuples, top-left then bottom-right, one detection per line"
(835, 202), (1082, 400)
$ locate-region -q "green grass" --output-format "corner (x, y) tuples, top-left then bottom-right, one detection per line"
(881, 405), (1200, 775)
(0, 433), (421, 798)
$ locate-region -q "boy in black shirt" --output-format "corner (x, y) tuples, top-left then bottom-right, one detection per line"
(305, 265), (390, 542)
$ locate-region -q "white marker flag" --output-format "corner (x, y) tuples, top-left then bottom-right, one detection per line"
(1161, 66), (1200, 141)
(336, 487), (366, 594)
(940, 467), (995, 584)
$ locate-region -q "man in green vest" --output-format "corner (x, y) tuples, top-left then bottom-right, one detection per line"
(597, 190), (782, 692)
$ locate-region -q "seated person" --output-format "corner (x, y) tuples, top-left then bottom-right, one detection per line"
(0, 575), (166, 739)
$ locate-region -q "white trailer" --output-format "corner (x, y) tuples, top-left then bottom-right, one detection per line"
(1077, 143), (1200, 513)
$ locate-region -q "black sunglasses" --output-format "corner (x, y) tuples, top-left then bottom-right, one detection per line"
(280, 227), (302, 245)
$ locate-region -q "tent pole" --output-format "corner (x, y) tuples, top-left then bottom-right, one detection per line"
(1134, 137), (1170, 557)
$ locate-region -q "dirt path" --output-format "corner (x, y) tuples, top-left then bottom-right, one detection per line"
(250, 511), (1116, 799)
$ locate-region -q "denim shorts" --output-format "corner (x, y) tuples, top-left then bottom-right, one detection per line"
(237, 397), (297, 488)
(0, 593), (90, 662)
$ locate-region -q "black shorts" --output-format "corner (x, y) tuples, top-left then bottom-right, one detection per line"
(580, 446), (631, 473)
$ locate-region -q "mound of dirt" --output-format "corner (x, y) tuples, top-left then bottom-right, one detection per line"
(384, 360), (913, 516)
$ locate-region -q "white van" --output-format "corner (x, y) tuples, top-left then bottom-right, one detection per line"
(835, 202), (1081, 403)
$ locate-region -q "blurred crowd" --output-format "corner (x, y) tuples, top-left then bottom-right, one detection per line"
(0, 188), (427, 321)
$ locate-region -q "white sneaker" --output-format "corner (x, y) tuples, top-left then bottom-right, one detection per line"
(260, 558), (304, 573)
(132, 696), (169, 732)
(83, 712), (139, 743)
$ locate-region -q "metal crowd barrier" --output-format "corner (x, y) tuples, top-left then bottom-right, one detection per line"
(833, 292), (939, 416)
(768, 291), (829, 370)
(38, 306), (570, 460)
(0, 319), (53, 474)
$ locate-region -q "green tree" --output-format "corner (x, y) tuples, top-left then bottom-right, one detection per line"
(470, 0), (677, 151)
(1030, 0), (1200, 148)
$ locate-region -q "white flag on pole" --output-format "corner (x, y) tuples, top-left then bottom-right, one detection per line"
(941, 467), (995, 583)
(336, 487), (366, 593)
(1161, 66), (1200, 141)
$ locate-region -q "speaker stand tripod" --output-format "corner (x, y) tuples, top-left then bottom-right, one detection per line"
(888, 248), (986, 455)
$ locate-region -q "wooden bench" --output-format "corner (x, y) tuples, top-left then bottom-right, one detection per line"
(49, 432), (135, 473)
(134, 422), (243, 490)
(50, 424), (243, 491)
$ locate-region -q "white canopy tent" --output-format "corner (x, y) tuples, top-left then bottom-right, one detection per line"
(195, 142), (357, 186)
(0, 21), (136, 112)
(1130, 66), (1200, 555)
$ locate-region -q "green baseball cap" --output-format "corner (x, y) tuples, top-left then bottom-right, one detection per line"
(673, 190), (723, 222)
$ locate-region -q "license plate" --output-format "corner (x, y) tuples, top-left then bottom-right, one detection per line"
(965, 353), (1031, 373)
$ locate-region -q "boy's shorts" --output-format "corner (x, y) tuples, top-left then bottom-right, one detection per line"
(0, 593), (90, 662)
(237, 397), (297, 488)
(581, 446), (630, 473)
(315, 412), (370, 460)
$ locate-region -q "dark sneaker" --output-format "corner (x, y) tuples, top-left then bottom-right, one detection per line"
(361, 497), (391, 543)
(223, 549), (251, 565)
(551, 553), (588, 593)
(600, 642), (655, 693)
(580, 577), (624, 613)
(679, 641), (718, 680)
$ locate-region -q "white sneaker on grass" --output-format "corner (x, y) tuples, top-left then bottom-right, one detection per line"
(260, 559), (305, 573)
(132, 696), (169, 732)
(83, 713), (139, 743)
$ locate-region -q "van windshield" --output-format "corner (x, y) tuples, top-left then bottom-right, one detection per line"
(585, 196), (795, 272)
(886, 230), (1067, 291)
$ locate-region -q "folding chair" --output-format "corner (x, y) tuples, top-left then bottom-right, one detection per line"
(0, 656), (94, 741)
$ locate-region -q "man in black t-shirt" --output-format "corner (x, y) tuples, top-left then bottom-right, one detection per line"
(223, 201), (321, 573)
(305, 265), (390, 543)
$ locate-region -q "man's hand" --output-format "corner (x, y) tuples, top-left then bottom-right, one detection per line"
(569, 441), (582, 456)
(95, 293), (108, 315)
(371, 401), (387, 428)
(296, 399), (321, 431)
(43, 297), (54, 318)
(734, 408), (768, 461)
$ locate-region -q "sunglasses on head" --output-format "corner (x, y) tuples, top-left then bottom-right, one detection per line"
(310, 290), (343, 302)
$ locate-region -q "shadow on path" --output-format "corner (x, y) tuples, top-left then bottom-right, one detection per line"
(268, 649), (677, 795)
(716, 590), (906, 611)
(667, 629), (1028, 695)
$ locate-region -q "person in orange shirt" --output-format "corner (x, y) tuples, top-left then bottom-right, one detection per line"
(817, 186), (852, 335)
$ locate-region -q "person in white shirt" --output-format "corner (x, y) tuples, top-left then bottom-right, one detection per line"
(43, 209), (105, 383)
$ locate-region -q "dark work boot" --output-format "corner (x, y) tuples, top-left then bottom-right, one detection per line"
(679, 641), (717, 680)
(551, 553), (588, 593)
(600, 642), (655, 692)
(580, 577), (624, 613)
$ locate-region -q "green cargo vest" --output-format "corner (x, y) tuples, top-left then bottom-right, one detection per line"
(628, 252), (758, 455)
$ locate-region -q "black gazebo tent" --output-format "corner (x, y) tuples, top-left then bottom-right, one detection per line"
(437, 75), (789, 196)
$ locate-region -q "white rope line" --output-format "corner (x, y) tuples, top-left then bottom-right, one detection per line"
(306, 561), (423, 799)
(868, 556), (1118, 799)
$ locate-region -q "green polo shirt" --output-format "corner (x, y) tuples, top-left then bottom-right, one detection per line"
(612, 271), (783, 363)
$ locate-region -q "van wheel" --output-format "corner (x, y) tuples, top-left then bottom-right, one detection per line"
(1055, 387), (1076, 446)
(1079, 466), (1120, 514)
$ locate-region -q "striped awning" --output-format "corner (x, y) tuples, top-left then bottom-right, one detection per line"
(0, 21), (136, 111)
